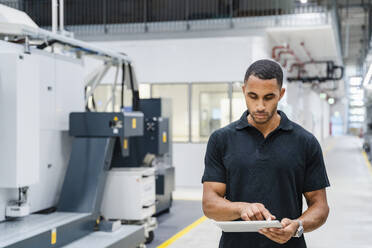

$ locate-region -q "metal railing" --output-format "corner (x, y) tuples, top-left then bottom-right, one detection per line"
(1, 0), (330, 28)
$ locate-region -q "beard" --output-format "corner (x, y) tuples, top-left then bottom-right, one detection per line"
(251, 107), (277, 124)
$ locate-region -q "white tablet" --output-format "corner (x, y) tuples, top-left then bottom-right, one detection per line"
(214, 220), (282, 232)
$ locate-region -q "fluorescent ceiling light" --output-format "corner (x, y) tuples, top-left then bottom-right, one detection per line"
(350, 88), (363, 94)
(349, 94), (364, 100)
(349, 100), (364, 107)
(350, 77), (362, 86)
(349, 115), (364, 122)
(363, 63), (372, 87)
(328, 98), (335, 105)
(349, 108), (365, 115)
(300, 0), (308, 3)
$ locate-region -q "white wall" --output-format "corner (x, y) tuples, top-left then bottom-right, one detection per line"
(173, 143), (206, 188)
(285, 83), (330, 143)
(91, 35), (267, 83)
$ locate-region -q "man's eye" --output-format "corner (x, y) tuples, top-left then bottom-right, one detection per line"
(264, 96), (274, 100)
(248, 95), (257, 99)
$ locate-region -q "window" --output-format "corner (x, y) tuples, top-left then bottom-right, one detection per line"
(191, 83), (229, 142)
(152, 84), (189, 142)
(348, 76), (364, 130)
(139, 84), (151, 99)
(232, 82), (247, 121)
(87, 84), (133, 112)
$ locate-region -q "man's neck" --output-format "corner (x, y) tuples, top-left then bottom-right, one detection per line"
(247, 111), (281, 138)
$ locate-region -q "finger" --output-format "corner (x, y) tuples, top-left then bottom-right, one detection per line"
(241, 212), (251, 221)
(268, 228), (285, 235)
(266, 226), (295, 241)
(251, 205), (265, 220)
(281, 218), (292, 228)
(259, 229), (285, 244)
(265, 230), (287, 243)
(247, 209), (257, 221)
(259, 206), (274, 220)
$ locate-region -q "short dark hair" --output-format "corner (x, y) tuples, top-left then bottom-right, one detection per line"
(244, 59), (283, 88)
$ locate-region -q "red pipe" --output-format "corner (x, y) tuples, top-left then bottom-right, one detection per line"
(289, 62), (303, 73)
(300, 42), (314, 63)
(277, 49), (302, 65)
(271, 45), (288, 60)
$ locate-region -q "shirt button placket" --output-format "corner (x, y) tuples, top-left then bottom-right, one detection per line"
(257, 141), (265, 160)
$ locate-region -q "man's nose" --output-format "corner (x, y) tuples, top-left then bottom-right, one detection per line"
(256, 100), (265, 111)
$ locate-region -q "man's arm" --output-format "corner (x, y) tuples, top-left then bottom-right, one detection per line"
(300, 188), (330, 232)
(203, 182), (276, 221)
(259, 188), (329, 244)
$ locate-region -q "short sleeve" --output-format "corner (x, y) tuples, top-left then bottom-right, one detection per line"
(303, 136), (330, 193)
(201, 132), (226, 184)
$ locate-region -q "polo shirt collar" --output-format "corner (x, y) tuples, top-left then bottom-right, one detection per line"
(235, 109), (293, 131)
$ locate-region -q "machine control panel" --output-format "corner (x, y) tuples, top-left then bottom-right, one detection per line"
(69, 112), (144, 138)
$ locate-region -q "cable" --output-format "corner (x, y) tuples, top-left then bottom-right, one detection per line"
(128, 63), (140, 111)
(121, 63), (126, 111)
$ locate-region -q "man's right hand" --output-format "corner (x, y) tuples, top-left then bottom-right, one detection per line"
(238, 203), (276, 221)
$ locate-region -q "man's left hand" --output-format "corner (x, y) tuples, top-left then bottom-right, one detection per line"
(258, 218), (299, 244)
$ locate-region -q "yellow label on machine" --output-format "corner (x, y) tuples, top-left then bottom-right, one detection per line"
(132, 118), (137, 129)
(162, 132), (167, 143)
(51, 228), (57, 245)
(114, 116), (118, 121)
(123, 139), (128, 149)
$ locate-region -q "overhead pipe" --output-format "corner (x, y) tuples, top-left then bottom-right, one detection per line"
(299, 41), (322, 76)
(52, 0), (66, 34)
(289, 62), (306, 74)
(52, 0), (58, 33)
(59, 0), (64, 33)
(300, 42), (314, 62)
(272, 44), (304, 69)
(271, 44), (288, 60)
(277, 49), (303, 65)
(287, 61), (344, 83)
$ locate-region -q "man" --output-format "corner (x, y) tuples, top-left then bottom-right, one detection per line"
(202, 59), (330, 248)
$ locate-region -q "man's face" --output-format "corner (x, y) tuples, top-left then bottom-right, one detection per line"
(242, 75), (285, 125)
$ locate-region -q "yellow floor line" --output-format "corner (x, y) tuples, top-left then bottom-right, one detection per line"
(157, 216), (207, 248)
(362, 151), (372, 175)
(325, 144), (334, 153)
(323, 143), (334, 156)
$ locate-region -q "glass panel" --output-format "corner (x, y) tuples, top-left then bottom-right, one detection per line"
(232, 82), (247, 121)
(87, 84), (133, 112)
(139, 84), (151, 99)
(152, 84), (189, 142)
(191, 83), (229, 142)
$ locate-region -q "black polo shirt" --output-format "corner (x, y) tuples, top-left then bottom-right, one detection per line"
(202, 110), (330, 248)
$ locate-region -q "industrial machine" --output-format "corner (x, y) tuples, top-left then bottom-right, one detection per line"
(101, 167), (158, 243)
(0, 4), (174, 248)
(114, 98), (175, 215)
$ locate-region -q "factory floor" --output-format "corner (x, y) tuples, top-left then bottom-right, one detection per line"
(149, 136), (372, 248)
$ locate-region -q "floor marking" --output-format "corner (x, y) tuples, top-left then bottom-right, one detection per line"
(157, 216), (207, 248)
(362, 151), (372, 176)
(323, 143), (334, 156)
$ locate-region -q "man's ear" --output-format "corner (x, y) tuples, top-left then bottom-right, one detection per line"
(242, 82), (246, 93)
